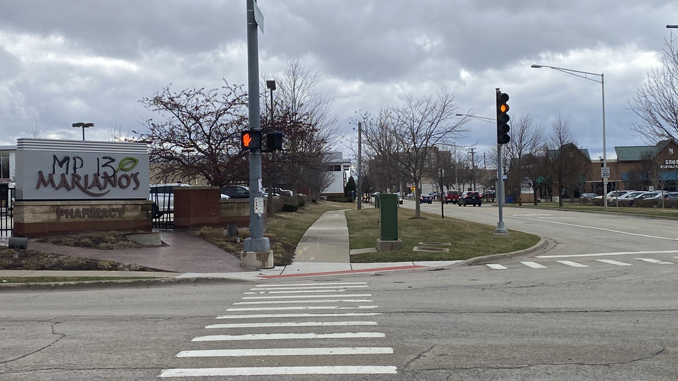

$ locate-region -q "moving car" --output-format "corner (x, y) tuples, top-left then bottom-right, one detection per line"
(580, 193), (597, 200)
(444, 190), (459, 204)
(458, 191), (482, 207)
(419, 194), (433, 204)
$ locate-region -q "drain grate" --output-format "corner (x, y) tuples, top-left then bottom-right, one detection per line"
(413, 246), (450, 253)
(418, 242), (452, 246)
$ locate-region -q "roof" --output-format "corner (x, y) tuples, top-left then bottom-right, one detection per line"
(615, 146), (658, 162)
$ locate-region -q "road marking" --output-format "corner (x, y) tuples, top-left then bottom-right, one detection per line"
(637, 258), (674, 265)
(242, 294), (371, 300)
(487, 264), (507, 270)
(511, 215), (678, 241)
(226, 306), (378, 312)
(233, 299), (373, 305)
(251, 286), (369, 291)
(537, 250), (678, 259)
(216, 312), (381, 319)
(193, 332), (385, 341)
(254, 282), (367, 287)
(159, 366), (398, 377)
(557, 261), (589, 268)
(205, 321), (379, 329)
(244, 289), (348, 294)
(176, 347), (393, 357)
(596, 259), (632, 266)
(521, 261), (548, 269)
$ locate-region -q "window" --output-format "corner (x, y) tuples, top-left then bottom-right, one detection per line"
(0, 152), (9, 179)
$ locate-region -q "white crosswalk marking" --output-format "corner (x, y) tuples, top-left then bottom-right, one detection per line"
(487, 264), (507, 270)
(160, 281), (395, 377)
(596, 259), (632, 266)
(557, 260), (589, 268)
(637, 258), (674, 265)
(521, 261), (548, 269)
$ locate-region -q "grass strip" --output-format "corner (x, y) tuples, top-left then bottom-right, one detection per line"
(347, 207), (540, 263)
(0, 276), (159, 284)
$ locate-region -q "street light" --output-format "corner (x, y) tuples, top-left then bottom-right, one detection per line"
(531, 64), (608, 209)
(72, 122), (94, 141)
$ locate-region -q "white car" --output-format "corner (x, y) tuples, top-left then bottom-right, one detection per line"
(594, 190), (631, 200)
(617, 191), (649, 200)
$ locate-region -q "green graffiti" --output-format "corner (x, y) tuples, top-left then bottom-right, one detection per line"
(116, 157), (139, 172)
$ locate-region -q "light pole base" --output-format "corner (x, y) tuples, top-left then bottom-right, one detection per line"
(494, 222), (509, 236)
(243, 237), (270, 252)
(241, 247), (274, 270)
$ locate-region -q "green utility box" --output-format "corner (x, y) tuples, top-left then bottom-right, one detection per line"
(377, 194), (404, 252)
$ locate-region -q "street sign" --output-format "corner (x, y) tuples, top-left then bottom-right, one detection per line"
(253, 0), (264, 33)
(601, 167), (610, 179)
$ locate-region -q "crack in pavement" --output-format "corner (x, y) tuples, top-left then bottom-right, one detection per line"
(404, 345), (435, 370)
(0, 321), (65, 365)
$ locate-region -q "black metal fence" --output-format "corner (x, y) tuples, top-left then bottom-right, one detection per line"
(0, 185), (14, 237)
(149, 185), (175, 229)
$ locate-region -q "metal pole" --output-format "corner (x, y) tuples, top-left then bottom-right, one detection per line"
(440, 168), (444, 219)
(601, 74), (608, 210)
(81, 127), (85, 141)
(470, 147), (476, 191)
(244, 0), (269, 253)
(357, 122), (362, 210)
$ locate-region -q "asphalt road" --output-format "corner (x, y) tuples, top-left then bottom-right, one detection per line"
(1, 201), (678, 380)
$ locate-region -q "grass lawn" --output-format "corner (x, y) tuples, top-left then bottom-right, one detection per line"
(0, 276), (158, 284)
(346, 207), (540, 263)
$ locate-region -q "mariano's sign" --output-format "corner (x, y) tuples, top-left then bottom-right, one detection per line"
(15, 139), (149, 201)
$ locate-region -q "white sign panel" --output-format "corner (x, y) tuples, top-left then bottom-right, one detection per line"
(601, 167), (610, 179)
(254, 197), (265, 216)
(253, 0), (264, 33)
(15, 139), (149, 201)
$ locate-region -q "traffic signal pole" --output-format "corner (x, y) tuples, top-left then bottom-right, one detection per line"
(494, 88), (509, 235)
(243, 0), (271, 262)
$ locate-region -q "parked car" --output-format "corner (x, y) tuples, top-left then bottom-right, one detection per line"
(220, 185), (250, 199)
(444, 190), (460, 204)
(617, 191), (648, 200)
(419, 194), (433, 204)
(580, 193), (597, 200)
(594, 190), (631, 200)
(636, 191), (666, 200)
(149, 183), (190, 218)
(459, 191), (482, 207)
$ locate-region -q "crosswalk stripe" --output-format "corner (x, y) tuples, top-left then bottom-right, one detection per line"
(192, 332), (385, 341)
(159, 366), (398, 377)
(596, 259), (632, 266)
(521, 261), (548, 269)
(244, 289), (348, 294)
(226, 306), (378, 312)
(243, 294), (371, 300)
(254, 282), (367, 287)
(233, 299), (373, 305)
(205, 321), (379, 329)
(216, 312), (381, 319)
(487, 264), (507, 270)
(557, 260), (589, 268)
(177, 347), (393, 358)
(251, 286), (369, 291)
(637, 258), (674, 265)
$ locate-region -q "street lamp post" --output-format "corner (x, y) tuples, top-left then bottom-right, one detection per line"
(72, 122), (93, 141)
(266, 80), (276, 216)
(357, 121), (362, 210)
(531, 64), (608, 209)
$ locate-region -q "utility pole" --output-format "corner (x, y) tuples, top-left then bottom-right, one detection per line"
(454, 142), (458, 190)
(469, 147), (476, 191)
(357, 122), (362, 210)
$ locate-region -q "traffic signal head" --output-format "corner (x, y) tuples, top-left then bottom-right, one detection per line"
(265, 131), (283, 152)
(241, 130), (262, 150)
(496, 92), (510, 145)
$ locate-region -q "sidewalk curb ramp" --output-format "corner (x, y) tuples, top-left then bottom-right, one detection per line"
(462, 237), (548, 266)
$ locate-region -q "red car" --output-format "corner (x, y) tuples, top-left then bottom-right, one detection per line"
(444, 190), (460, 204)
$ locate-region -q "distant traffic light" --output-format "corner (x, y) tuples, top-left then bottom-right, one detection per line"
(241, 130), (262, 150)
(496, 92), (510, 145)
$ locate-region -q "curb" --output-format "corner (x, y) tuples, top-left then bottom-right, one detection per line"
(0, 276), (247, 291)
(462, 237), (548, 266)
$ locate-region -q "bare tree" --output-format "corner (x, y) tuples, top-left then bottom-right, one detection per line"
(630, 37), (678, 143)
(392, 90), (470, 218)
(355, 110), (404, 195)
(545, 115), (588, 207)
(134, 80), (249, 186)
(25, 121), (41, 138)
(107, 122), (127, 142)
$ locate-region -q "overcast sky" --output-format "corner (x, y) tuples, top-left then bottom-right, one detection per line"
(1, 0), (677, 165)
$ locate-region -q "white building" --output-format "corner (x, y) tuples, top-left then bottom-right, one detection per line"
(0, 145), (16, 183)
(322, 152), (351, 196)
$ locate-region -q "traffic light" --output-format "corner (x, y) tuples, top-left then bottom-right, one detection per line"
(496, 92), (510, 145)
(241, 130), (262, 150)
(264, 131), (283, 152)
